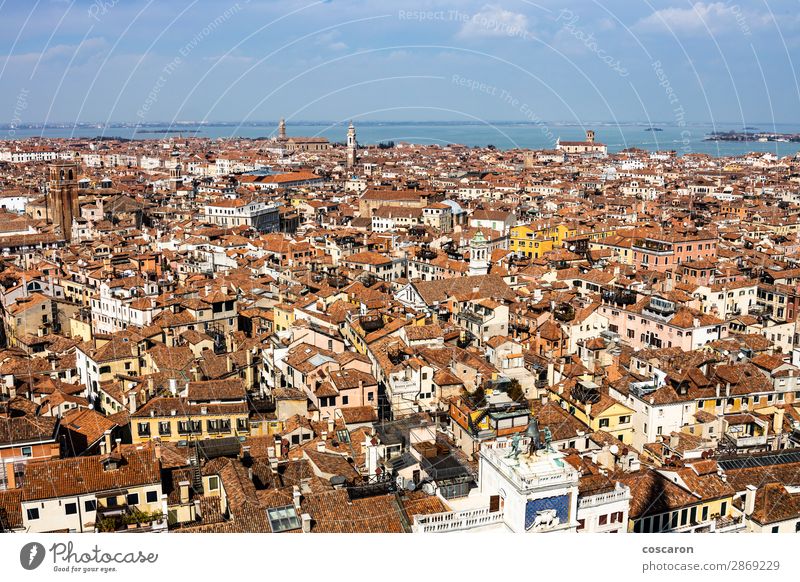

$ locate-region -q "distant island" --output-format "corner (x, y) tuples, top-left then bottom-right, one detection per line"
(705, 130), (800, 143)
(135, 129), (201, 134)
(645, 127), (663, 132)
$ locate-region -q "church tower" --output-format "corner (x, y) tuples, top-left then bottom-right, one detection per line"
(169, 161), (183, 191)
(586, 129), (595, 143)
(47, 161), (79, 242)
(346, 121), (357, 169)
(278, 118), (286, 140)
(469, 230), (489, 276)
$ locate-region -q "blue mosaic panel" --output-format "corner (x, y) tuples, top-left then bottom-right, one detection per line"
(524, 495), (570, 531)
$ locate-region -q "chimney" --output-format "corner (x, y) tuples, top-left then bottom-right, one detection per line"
(179, 480), (190, 504)
(725, 382), (731, 397)
(169, 378), (177, 396)
(154, 439), (162, 461)
(127, 392), (137, 414)
(744, 484), (757, 516)
(274, 435), (282, 458)
(773, 408), (785, 435)
(364, 435), (379, 477)
(316, 441), (326, 453)
(292, 486), (302, 510)
(540, 394), (547, 406)
(301, 513), (312, 533)
(585, 402), (592, 418)
(103, 430), (112, 455)
(715, 383), (720, 398)
(327, 417), (335, 433)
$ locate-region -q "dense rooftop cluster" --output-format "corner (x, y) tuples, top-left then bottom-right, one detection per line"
(1, 126), (800, 533)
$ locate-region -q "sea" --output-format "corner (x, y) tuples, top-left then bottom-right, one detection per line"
(5, 121), (800, 158)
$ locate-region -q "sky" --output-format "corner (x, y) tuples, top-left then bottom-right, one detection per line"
(1, 0), (799, 126)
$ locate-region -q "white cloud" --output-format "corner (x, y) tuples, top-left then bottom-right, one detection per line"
(202, 54), (254, 65)
(3, 37), (108, 67)
(457, 4), (532, 40)
(635, 2), (768, 35)
(315, 30), (348, 51)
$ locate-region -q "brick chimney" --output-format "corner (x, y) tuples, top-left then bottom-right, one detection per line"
(773, 408), (785, 435)
(744, 484), (757, 516)
(179, 481), (190, 504)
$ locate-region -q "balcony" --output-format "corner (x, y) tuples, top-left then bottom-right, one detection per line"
(480, 440), (580, 492)
(673, 514), (745, 533)
(632, 239), (672, 255)
(725, 433), (767, 448)
(412, 506), (505, 533)
(578, 486), (630, 510)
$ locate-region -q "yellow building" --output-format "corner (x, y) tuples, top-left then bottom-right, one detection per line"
(130, 396), (250, 444)
(509, 224), (555, 259)
(621, 466), (737, 533)
(273, 303), (296, 332)
(549, 380), (635, 445)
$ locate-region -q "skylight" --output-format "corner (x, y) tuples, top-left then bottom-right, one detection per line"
(267, 505), (301, 533)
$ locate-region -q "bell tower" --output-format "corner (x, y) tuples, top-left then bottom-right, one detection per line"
(346, 121), (357, 169)
(469, 230), (489, 276)
(47, 161), (79, 241)
(278, 118), (286, 140)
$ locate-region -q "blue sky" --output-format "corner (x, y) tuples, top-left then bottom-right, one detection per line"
(1, 0), (799, 125)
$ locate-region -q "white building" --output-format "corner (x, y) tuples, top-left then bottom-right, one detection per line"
(412, 437), (581, 533)
(576, 481), (631, 533)
(203, 198), (281, 232)
(91, 280), (158, 334)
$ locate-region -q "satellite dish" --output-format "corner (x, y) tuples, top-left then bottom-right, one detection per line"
(405, 480), (416, 492)
(421, 482), (436, 495)
(609, 444), (620, 455)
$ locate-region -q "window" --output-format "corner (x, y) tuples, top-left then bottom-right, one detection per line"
(21, 446), (32, 457)
(159, 421), (171, 436)
(137, 422), (150, 437)
(368, 392), (374, 401)
(65, 503), (77, 515)
(267, 505), (301, 532)
(85, 500), (97, 512)
(342, 396), (349, 405)
(599, 418), (609, 428)
(577, 518), (585, 531)
(208, 476), (219, 491)
(599, 514), (608, 525)
(146, 491), (158, 503)
(127, 493), (139, 505)
(772, 526), (780, 533)
(26, 508), (39, 520)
